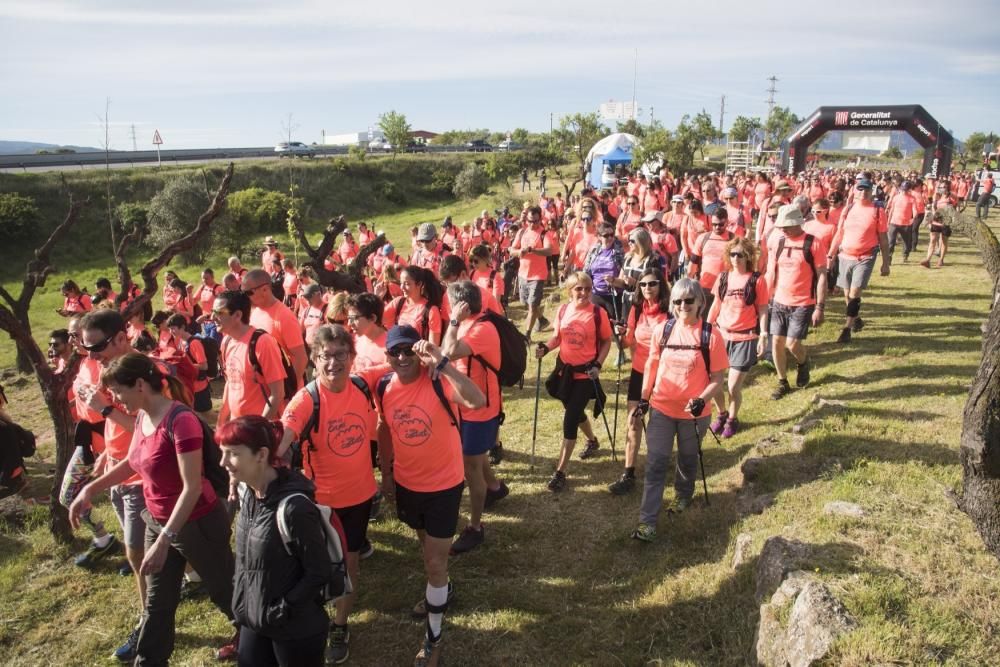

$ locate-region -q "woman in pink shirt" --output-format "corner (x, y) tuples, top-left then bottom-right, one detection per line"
(58, 280), (93, 317)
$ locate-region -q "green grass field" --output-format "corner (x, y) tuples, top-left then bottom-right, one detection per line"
(1, 169), (999, 665)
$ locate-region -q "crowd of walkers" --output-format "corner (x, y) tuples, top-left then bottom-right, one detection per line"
(29, 163), (980, 666)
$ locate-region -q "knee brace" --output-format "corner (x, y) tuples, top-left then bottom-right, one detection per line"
(846, 297), (861, 318)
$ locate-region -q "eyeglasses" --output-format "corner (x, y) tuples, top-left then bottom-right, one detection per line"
(628, 238), (637, 244)
(81, 334), (115, 353)
(638, 281), (660, 288)
(812, 209), (828, 214)
(672, 297), (696, 305)
(346, 315), (364, 322)
(211, 308), (231, 317)
(581, 216), (593, 222)
(387, 346), (417, 359)
(316, 351), (350, 363)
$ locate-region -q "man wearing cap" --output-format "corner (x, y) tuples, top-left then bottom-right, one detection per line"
(411, 223), (448, 276)
(370, 325), (485, 666)
(722, 187), (747, 238)
(242, 269), (308, 391)
(828, 178), (890, 343)
(261, 236), (284, 271)
(886, 181), (919, 263)
(765, 204), (828, 399)
(511, 206), (554, 337)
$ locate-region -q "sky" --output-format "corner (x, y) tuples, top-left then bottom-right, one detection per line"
(2, 0), (998, 150)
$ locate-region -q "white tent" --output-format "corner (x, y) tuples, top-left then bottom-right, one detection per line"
(586, 132), (639, 188)
(585, 132), (639, 165)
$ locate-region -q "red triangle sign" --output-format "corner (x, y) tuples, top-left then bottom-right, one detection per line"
(152, 130), (163, 145)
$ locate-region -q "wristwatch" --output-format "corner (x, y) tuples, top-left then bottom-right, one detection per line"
(161, 528), (179, 543)
(449, 319), (459, 328)
(100, 404), (114, 418)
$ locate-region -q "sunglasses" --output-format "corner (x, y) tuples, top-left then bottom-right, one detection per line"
(241, 284), (268, 296)
(730, 252), (746, 259)
(81, 334), (115, 353)
(316, 350), (350, 363)
(672, 297), (696, 305)
(211, 308), (231, 317)
(627, 200), (639, 205)
(387, 346), (417, 359)
(600, 233), (615, 239)
(638, 280), (660, 288)
(812, 209), (828, 214)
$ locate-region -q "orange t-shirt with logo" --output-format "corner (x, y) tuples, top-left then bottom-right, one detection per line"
(616, 211), (643, 239)
(835, 201), (887, 258)
(73, 357), (107, 453)
(352, 331), (387, 373)
(183, 337), (209, 394)
(374, 370), (464, 493)
(281, 380), (378, 508)
(765, 232), (828, 307)
(802, 219), (837, 249)
(555, 303), (612, 379)
(221, 329), (287, 418)
(644, 319), (728, 419)
(196, 283), (222, 316)
(382, 296), (442, 341)
(566, 229), (598, 271)
(471, 268), (505, 301)
(623, 304), (669, 373)
(453, 317), (501, 422)
(887, 192), (917, 227)
(513, 225), (551, 281)
(250, 301), (305, 359)
(710, 271), (770, 342)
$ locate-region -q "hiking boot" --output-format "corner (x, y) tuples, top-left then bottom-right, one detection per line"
(412, 581), (454, 618)
(771, 380), (791, 400)
(414, 634), (443, 667)
(484, 481), (509, 510)
(630, 523), (656, 543)
(450, 525), (485, 555)
(795, 358), (811, 388)
(369, 491), (383, 521)
(359, 538), (374, 560)
(710, 411), (729, 435)
(902, 253), (909, 263)
(837, 327), (852, 344)
(113, 625), (141, 663)
(608, 473), (636, 496)
(851, 317), (865, 333)
(546, 470), (567, 493)
(216, 629), (240, 661)
(74, 534), (120, 568)
(326, 624), (350, 665)
(579, 439), (600, 460)
(668, 496), (693, 513)
(180, 577), (207, 600)
(722, 417), (740, 439)
(488, 442), (504, 466)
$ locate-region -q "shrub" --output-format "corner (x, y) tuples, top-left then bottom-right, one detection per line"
(115, 201), (148, 235)
(145, 174), (212, 263)
(215, 187), (292, 256)
(453, 163), (489, 200)
(0, 192), (41, 239)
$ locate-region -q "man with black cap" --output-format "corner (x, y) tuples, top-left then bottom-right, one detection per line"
(411, 223), (447, 276)
(375, 325), (485, 666)
(828, 178), (890, 343)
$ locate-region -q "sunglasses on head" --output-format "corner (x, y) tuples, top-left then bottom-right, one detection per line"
(82, 334), (115, 353)
(672, 297), (696, 305)
(387, 346), (417, 359)
(638, 280), (659, 288)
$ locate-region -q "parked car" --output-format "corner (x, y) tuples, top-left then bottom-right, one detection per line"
(367, 139), (391, 152)
(405, 142), (428, 153)
(274, 141), (315, 158)
(466, 139), (493, 153)
(497, 139), (521, 152)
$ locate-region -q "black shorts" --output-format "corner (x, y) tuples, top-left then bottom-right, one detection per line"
(394, 481), (464, 539)
(334, 496), (374, 553)
(769, 302), (814, 341)
(627, 368), (643, 402)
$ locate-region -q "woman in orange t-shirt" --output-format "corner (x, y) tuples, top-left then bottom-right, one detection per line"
(608, 268), (670, 496)
(706, 237), (769, 438)
(58, 280), (93, 317)
(468, 244), (505, 306)
(535, 272), (612, 492)
(382, 266), (444, 345)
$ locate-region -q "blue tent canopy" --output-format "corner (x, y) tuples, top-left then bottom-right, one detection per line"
(589, 145), (634, 188)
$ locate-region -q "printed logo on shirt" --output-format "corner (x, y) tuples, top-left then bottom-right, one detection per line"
(324, 413), (367, 457)
(562, 321), (587, 351)
(390, 405), (432, 447)
(225, 355), (245, 383)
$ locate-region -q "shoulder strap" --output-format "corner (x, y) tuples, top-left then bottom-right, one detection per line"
(488, 270), (496, 290)
(717, 271), (729, 299)
(303, 380), (321, 438)
(349, 375), (375, 410)
(393, 297), (404, 322)
(276, 492), (316, 556)
(248, 329), (266, 376)
(658, 317), (677, 350)
(375, 371), (395, 414)
(421, 304), (431, 340)
(803, 233), (817, 297)
(591, 304), (601, 361)
(162, 402), (189, 439)
(699, 321), (712, 374)
(431, 377), (459, 428)
(746, 272), (760, 306)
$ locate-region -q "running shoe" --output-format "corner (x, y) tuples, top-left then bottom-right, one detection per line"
(113, 625), (140, 663)
(630, 523), (656, 543)
(852, 317), (865, 333)
(547, 470), (567, 492)
(608, 473), (636, 496)
(771, 380), (791, 400)
(412, 581), (454, 618)
(216, 630), (240, 661)
(118, 561), (132, 576)
(535, 316), (551, 332)
(795, 358), (811, 388)
(722, 418), (740, 438)
(326, 624), (350, 664)
(669, 496), (693, 513)
(837, 327), (852, 344)
(359, 539), (374, 560)
(74, 534), (120, 568)
(484, 481), (509, 509)
(579, 439), (600, 460)
(179, 577), (206, 600)
(450, 525), (485, 555)
(710, 411), (729, 435)
(488, 442), (504, 466)
(414, 633), (443, 667)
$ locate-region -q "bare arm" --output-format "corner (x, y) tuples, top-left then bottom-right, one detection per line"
(264, 380), (284, 419)
(288, 345), (308, 385)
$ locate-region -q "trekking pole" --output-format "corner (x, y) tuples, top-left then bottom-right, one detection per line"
(611, 340), (622, 462)
(530, 357), (542, 469)
(690, 417), (710, 506)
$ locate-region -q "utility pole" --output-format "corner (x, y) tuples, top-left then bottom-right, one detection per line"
(765, 76), (779, 121)
(550, 112), (553, 134)
(129, 123), (137, 151)
(631, 49), (638, 121)
(718, 95), (726, 143)
(649, 105), (654, 129)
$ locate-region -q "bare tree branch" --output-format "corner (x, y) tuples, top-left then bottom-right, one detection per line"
(0, 285), (16, 311)
(21, 196), (88, 308)
(293, 214), (386, 293)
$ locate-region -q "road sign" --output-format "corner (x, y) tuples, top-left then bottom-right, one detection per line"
(152, 130), (163, 145)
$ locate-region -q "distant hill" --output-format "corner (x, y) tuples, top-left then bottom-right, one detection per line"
(0, 140), (102, 155)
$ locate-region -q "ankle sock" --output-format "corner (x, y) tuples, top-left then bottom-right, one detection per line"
(93, 533), (112, 548)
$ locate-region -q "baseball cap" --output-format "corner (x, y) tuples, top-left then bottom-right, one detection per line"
(417, 223), (437, 241)
(641, 211), (660, 223)
(775, 180), (792, 191)
(670, 195), (684, 203)
(855, 178), (873, 190)
(774, 204), (805, 228)
(381, 244), (394, 256)
(723, 187), (739, 198)
(900, 181), (911, 191)
(385, 325), (421, 351)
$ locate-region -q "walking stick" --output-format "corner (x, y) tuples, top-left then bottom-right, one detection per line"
(612, 343), (622, 462)
(690, 417), (710, 506)
(530, 357), (542, 469)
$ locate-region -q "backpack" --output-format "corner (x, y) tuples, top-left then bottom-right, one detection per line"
(773, 233), (818, 298)
(248, 329), (299, 406)
(487, 270), (497, 290)
(469, 311), (528, 388)
(376, 372), (459, 429)
(275, 492), (352, 602)
(188, 334), (221, 380)
(393, 298), (431, 341)
(1, 419), (36, 458)
(716, 271), (761, 306)
(163, 404), (229, 499)
(294, 377), (374, 474)
(658, 317), (713, 374)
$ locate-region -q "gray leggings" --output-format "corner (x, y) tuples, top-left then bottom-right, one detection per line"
(639, 409), (710, 526)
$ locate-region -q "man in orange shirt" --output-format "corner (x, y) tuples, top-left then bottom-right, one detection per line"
(688, 210), (734, 312)
(886, 181), (919, 263)
(441, 281), (509, 555)
(511, 206), (554, 337)
(242, 269), (307, 390)
(828, 178), (890, 343)
(977, 173), (995, 219)
(766, 205), (828, 399)
(376, 325), (485, 666)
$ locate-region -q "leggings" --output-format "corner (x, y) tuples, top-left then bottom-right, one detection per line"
(237, 626), (328, 667)
(560, 378), (595, 440)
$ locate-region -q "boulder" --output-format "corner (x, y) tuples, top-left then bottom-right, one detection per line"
(755, 537), (810, 604)
(742, 457), (766, 484)
(755, 571), (812, 667)
(732, 532), (754, 569)
(784, 580), (856, 667)
(791, 418), (822, 435)
(823, 501), (865, 518)
(739, 493), (776, 516)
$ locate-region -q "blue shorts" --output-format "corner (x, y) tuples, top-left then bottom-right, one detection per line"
(460, 416), (501, 456)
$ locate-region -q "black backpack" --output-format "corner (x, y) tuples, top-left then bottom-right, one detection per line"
(658, 317), (713, 374)
(248, 329), (299, 406)
(470, 311), (528, 388)
(293, 377), (374, 473)
(187, 334), (221, 380)
(163, 404), (229, 499)
(0, 419), (36, 458)
(393, 298), (431, 341)
(716, 271), (761, 306)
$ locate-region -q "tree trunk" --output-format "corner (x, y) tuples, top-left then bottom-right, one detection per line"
(45, 370), (77, 543)
(16, 347), (32, 374)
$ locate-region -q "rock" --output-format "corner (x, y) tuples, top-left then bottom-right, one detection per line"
(755, 537), (810, 604)
(741, 457), (766, 483)
(755, 435), (782, 456)
(756, 571), (813, 667)
(816, 398), (848, 411)
(823, 501), (865, 518)
(738, 493), (776, 516)
(789, 434), (806, 452)
(784, 580), (856, 667)
(792, 418), (822, 435)
(732, 533), (754, 569)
